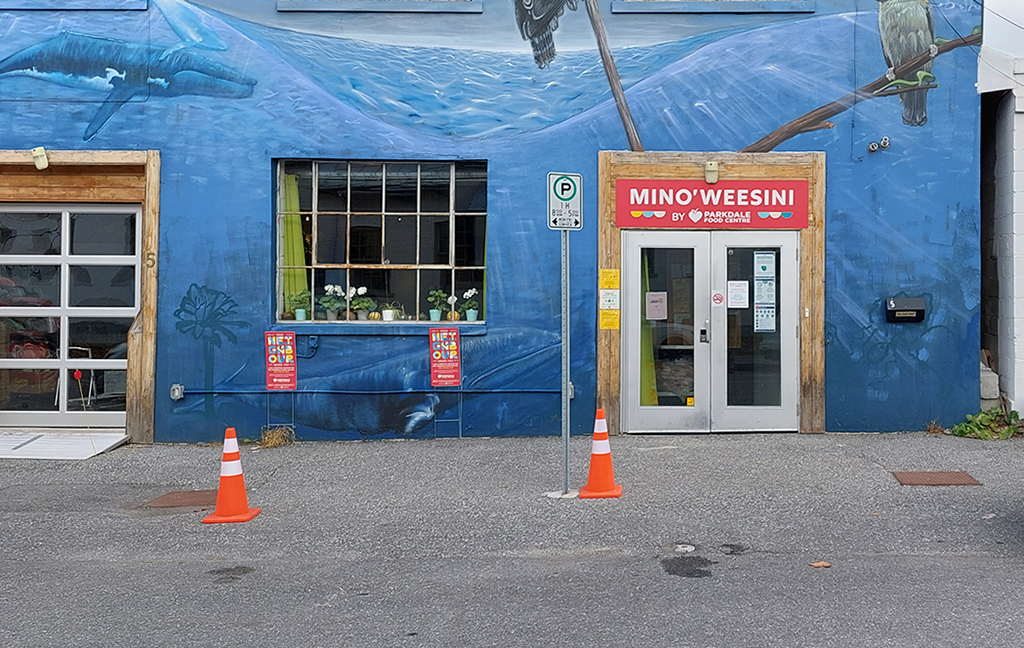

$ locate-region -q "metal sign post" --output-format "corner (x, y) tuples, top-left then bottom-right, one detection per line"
(548, 173), (582, 496)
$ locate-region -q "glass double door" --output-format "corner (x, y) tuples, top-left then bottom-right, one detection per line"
(622, 230), (799, 433)
(0, 204), (140, 428)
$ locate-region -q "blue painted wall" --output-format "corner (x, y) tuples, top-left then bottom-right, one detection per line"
(0, 0), (982, 438)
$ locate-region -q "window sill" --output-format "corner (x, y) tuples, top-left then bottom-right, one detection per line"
(277, 0), (484, 13)
(272, 321), (487, 336)
(610, 0), (814, 13)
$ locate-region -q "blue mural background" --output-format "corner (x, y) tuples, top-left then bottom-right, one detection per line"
(0, 0), (981, 439)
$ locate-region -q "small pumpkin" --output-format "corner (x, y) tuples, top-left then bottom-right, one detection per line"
(368, 311), (381, 320)
(447, 311), (460, 321)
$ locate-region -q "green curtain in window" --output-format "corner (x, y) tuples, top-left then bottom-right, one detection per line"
(640, 250), (659, 406)
(282, 174), (308, 304)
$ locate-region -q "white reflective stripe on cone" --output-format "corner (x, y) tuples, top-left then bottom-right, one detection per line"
(594, 418), (608, 434)
(220, 460), (243, 477)
(591, 439), (611, 455)
(223, 437), (239, 453)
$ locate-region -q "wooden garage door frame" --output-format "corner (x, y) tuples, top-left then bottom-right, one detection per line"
(0, 150), (159, 443)
(598, 150), (825, 435)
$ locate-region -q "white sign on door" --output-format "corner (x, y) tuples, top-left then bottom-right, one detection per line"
(754, 304), (776, 332)
(646, 292), (668, 320)
(727, 281), (749, 309)
(754, 251), (775, 279)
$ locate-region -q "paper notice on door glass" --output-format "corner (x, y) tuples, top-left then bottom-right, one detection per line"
(754, 279), (775, 305)
(646, 292), (668, 320)
(754, 305), (776, 332)
(754, 252), (776, 279)
(727, 281), (748, 309)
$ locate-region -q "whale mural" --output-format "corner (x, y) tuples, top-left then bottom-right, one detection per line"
(0, 0), (984, 438)
(0, 31), (255, 140)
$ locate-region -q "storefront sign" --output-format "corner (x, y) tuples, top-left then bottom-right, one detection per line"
(265, 332), (297, 390)
(429, 328), (461, 387)
(616, 179), (809, 229)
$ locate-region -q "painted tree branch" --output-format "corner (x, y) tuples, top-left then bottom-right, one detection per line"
(740, 32), (981, 153)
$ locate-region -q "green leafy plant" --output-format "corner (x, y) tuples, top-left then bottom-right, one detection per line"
(950, 407), (1024, 440)
(285, 289), (311, 312)
(381, 300), (405, 315)
(318, 284), (345, 312)
(427, 289), (450, 313)
(348, 286), (376, 312)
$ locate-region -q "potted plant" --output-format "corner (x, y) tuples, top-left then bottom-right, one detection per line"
(427, 289), (449, 321)
(380, 300), (404, 322)
(348, 286), (376, 320)
(318, 284), (345, 321)
(286, 289), (312, 321)
(458, 288), (480, 322)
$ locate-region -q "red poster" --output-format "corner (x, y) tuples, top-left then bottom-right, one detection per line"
(429, 328), (461, 387)
(265, 331), (297, 390)
(616, 179), (809, 229)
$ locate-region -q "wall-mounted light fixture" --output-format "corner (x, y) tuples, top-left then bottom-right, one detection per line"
(30, 147), (48, 170)
(704, 160), (719, 184)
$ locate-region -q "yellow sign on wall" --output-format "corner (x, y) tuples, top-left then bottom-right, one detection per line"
(599, 269), (619, 290)
(599, 309), (620, 330)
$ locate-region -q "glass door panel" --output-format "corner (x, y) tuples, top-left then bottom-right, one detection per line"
(622, 230), (710, 434)
(711, 231), (799, 432)
(643, 248), (695, 407)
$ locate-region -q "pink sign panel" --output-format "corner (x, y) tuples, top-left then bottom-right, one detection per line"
(265, 331), (297, 390)
(429, 328), (461, 387)
(616, 179), (809, 229)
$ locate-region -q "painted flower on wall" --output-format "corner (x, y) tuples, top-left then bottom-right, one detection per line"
(173, 283), (248, 413)
(173, 283), (246, 346)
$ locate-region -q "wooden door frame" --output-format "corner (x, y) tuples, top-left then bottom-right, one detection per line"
(598, 151), (825, 434)
(0, 150), (160, 443)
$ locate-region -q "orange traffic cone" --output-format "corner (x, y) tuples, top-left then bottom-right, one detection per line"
(579, 409), (622, 499)
(203, 427), (261, 524)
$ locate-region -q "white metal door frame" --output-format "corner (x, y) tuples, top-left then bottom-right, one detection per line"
(0, 203), (141, 428)
(709, 231), (800, 432)
(621, 229), (799, 434)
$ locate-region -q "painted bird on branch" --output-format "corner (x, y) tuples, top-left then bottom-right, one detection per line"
(877, 0), (938, 126)
(514, 0), (580, 68)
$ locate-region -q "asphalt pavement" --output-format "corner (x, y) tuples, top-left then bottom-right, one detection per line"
(3, 430), (1024, 647)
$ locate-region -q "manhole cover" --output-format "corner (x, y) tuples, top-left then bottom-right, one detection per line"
(144, 490), (218, 508)
(892, 471), (981, 486)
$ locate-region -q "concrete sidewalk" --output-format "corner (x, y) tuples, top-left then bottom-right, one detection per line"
(3, 431), (1024, 647)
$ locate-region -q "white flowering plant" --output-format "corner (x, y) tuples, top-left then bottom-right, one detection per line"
(318, 284), (346, 312)
(457, 288), (479, 315)
(348, 286), (376, 312)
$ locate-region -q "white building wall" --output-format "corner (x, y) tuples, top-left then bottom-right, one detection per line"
(980, 1), (1024, 410)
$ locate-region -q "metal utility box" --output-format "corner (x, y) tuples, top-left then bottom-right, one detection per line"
(886, 297), (926, 323)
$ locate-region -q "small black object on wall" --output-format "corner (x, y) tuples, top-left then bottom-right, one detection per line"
(886, 297), (925, 323)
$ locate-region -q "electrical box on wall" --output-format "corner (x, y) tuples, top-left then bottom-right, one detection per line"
(886, 297), (925, 323)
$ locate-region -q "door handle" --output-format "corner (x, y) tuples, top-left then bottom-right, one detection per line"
(700, 319), (709, 343)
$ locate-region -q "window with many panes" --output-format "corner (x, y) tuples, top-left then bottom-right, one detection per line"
(277, 160), (486, 323)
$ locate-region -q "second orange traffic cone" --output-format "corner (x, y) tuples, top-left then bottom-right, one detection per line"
(579, 409), (622, 499)
(203, 427), (261, 524)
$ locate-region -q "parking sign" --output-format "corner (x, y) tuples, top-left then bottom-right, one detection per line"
(548, 173), (583, 230)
